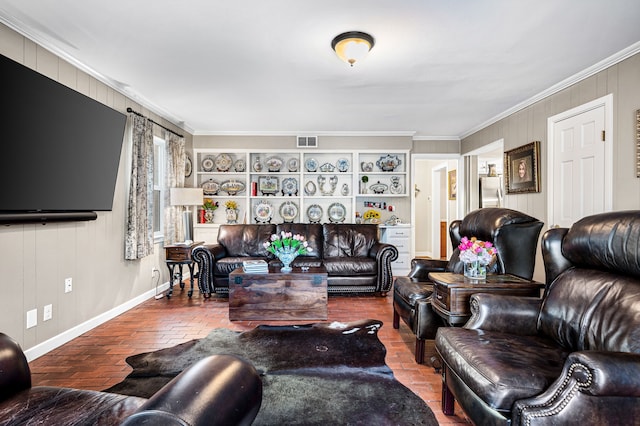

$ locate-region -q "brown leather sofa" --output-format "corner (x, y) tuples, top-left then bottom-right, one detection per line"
(393, 208), (544, 363)
(192, 223), (398, 296)
(436, 210), (640, 425)
(0, 333), (262, 425)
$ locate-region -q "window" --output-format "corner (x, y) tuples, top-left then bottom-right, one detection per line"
(153, 136), (165, 242)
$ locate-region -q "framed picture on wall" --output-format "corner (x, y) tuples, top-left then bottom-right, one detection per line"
(448, 169), (457, 200)
(504, 141), (541, 194)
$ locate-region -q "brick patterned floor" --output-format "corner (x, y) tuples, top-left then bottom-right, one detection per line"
(29, 285), (470, 425)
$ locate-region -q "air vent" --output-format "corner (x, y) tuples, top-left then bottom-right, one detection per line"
(297, 136), (318, 148)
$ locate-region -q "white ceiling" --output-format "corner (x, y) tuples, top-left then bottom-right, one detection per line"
(1, 1), (639, 139)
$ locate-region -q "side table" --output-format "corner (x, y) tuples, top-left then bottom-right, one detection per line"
(164, 241), (203, 298)
(429, 272), (544, 326)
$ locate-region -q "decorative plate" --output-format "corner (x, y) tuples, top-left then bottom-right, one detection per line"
(201, 155), (215, 172)
(287, 157), (299, 172)
(360, 161), (374, 172)
(281, 177), (298, 196)
(259, 176), (279, 195)
(201, 179), (219, 195)
(306, 204), (323, 223)
(185, 154), (193, 177)
(336, 158), (350, 172)
(215, 153), (233, 172)
(234, 158), (246, 172)
(369, 181), (389, 194)
(220, 180), (245, 196)
(319, 162), (336, 172)
(305, 157), (319, 172)
(328, 202), (347, 223)
(254, 200), (273, 223)
(304, 180), (317, 196)
(279, 201), (298, 223)
(265, 156), (284, 172)
(376, 154), (401, 172)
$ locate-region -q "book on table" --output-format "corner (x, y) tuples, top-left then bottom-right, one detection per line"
(242, 259), (268, 273)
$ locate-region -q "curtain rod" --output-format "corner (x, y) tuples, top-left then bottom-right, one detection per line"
(126, 107), (184, 138)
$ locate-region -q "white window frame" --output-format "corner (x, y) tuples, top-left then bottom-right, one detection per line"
(153, 136), (166, 243)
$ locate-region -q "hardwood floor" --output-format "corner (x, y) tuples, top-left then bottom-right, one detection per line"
(29, 284), (471, 425)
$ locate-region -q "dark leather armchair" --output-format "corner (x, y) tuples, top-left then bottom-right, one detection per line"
(393, 208), (544, 363)
(0, 333), (262, 425)
(436, 210), (640, 425)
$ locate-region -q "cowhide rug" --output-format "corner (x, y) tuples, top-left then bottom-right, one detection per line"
(105, 319), (438, 425)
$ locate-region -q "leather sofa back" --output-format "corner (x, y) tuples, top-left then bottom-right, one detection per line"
(447, 208), (544, 279)
(218, 224), (275, 257)
(323, 224), (379, 258)
(539, 211), (640, 354)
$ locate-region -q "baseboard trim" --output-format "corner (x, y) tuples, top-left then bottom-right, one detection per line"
(24, 282), (170, 362)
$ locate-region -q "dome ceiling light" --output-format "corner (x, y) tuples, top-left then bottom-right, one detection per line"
(331, 31), (375, 67)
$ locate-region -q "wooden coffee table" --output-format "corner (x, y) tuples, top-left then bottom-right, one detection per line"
(229, 266), (328, 321)
(429, 272), (544, 326)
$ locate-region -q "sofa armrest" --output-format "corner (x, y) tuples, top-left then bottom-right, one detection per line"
(0, 333), (31, 402)
(513, 351), (640, 425)
(464, 294), (542, 334)
(122, 355), (262, 426)
(370, 242), (398, 294)
(407, 258), (448, 280)
(192, 244), (227, 296)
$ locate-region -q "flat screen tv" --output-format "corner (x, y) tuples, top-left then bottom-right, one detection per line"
(0, 54), (127, 224)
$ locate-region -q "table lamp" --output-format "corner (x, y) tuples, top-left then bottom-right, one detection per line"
(170, 187), (203, 244)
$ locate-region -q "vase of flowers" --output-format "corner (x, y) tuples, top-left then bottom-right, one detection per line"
(363, 209), (381, 224)
(224, 200), (239, 224)
(458, 237), (497, 280)
(202, 199), (218, 224)
(263, 231), (312, 272)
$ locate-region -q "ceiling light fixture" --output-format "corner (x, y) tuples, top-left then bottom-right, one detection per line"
(331, 31), (375, 67)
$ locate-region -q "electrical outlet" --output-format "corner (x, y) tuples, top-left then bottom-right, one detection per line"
(26, 309), (37, 329)
(65, 277), (73, 293)
(43, 304), (52, 321)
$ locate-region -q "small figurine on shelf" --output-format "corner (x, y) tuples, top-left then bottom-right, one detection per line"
(360, 175), (369, 194)
(355, 211), (362, 224)
(224, 200), (239, 224)
(202, 198), (219, 224)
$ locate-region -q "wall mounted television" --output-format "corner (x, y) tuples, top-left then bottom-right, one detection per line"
(0, 54), (127, 225)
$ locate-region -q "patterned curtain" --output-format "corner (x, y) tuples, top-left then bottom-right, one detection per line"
(124, 114), (154, 260)
(163, 130), (186, 245)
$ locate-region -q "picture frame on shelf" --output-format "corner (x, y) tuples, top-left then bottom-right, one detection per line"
(504, 141), (541, 194)
(258, 175), (279, 196)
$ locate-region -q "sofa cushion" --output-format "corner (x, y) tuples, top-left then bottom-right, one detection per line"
(539, 268), (640, 353)
(323, 257), (376, 276)
(436, 328), (568, 411)
(323, 224), (378, 258)
(217, 224), (275, 257)
(0, 387), (145, 425)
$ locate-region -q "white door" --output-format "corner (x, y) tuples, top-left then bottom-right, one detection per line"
(548, 95), (612, 228)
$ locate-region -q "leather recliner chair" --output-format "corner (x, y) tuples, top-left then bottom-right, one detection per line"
(0, 333), (263, 425)
(393, 208), (544, 363)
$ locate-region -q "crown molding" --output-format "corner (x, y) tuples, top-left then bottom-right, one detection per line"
(193, 130), (416, 137)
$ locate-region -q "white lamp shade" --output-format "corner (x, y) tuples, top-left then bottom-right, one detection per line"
(170, 187), (203, 206)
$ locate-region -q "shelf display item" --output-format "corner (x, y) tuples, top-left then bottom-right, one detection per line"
(281, 177), (298, 196)
(328, 202), (347, 223)
(254, 200), (273, 223)
(305, 157), (318, 172)
(336, 158), (350, 172)
(234, 158), (246, 172)
(253, 157), (263, 172)
(304, 180), (317, 196)
(306, 204), (323, 223)
(389, 176), (403, 194)
(319, 162), (336, 172)
(220, 180), (245, 196)
(214, 153), (233, 172)
(201, 179), (220, 195)
(185, 155), (193, 177)
(341, 183), (349, 196)
(201, 155), (215, 172)
(279, 201), (298, 223)
(376, 154), (401, 172)
(265, 156), (284, 172)
(370, 181), (389, 194)
(287, 157), (299, 172)
(361, 161), (374, 172)
(317, 175), (338, 196)
(259, 176), (279, 196)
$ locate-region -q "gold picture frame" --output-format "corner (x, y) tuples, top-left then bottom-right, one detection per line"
(504, 141), (541, 194)
(448, 169), (457, 200)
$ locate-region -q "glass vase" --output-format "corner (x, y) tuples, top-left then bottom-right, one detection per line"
(464, 260), (486, 280)
(276, 247), (299, 273)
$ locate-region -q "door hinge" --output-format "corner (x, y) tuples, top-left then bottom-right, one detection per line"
(601, 130), (606, 141)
